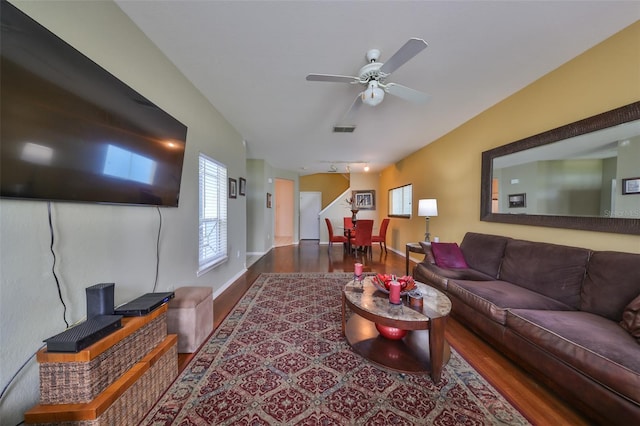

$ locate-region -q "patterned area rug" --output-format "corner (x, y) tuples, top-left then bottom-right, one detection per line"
(142, 273), (530, 425)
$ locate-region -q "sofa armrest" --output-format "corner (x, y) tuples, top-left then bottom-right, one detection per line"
(413, 263), (448, 291)
(418, 241), (436, 264)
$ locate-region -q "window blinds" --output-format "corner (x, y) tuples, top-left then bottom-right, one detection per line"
(198, 153), (228, 273)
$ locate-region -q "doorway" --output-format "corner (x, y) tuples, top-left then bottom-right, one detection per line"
(275, 178), (294, 246)
(300, 191), (321, 240)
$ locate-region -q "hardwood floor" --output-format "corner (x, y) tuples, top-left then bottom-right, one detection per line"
(179, 241), (590, 425)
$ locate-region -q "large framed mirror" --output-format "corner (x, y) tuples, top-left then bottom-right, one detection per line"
(481, 101), (640, 235)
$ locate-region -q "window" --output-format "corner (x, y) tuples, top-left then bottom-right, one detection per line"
(388, 184), (412, 217)
(198, 153), (228, 274)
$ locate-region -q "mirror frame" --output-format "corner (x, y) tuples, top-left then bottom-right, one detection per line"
(481, 101), (640, 235)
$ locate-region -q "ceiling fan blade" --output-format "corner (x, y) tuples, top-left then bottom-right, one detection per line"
(379, 38), (428, 76)
(336, 94), (363, 126)
(384, 83), (430, 104)
(306, 73), (360, 83)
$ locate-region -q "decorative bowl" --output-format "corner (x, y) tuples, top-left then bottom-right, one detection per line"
(375, 323), (407, 340)
(372, 274), (416, 295)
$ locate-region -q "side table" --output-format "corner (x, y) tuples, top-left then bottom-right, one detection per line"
(406, 242), (427, 275)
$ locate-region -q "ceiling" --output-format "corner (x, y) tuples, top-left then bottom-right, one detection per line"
(115, 1), (639, 176)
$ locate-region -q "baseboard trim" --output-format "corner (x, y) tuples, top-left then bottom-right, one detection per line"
(212, 267), (247, 299)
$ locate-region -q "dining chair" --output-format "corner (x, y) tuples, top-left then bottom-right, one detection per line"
(349, 219), (374, 259)
(372, 218), (390, 253)
(325, 218), (348, 251)
(343, 217), (354, 233)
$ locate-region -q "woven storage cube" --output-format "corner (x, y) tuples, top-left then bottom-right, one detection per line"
(82, 339), (177, 426)
(38, 312), (166, 404)
(26, 335), (177, 426)
(167, 286), (213, 353)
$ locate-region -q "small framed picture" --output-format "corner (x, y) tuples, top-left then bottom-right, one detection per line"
(352, 190), (376, 210)
(229, 178), (237, 199)
(266, 192), (272, 208)
(239, 177), (246, 196)
(622, 177), (640, 195)
(508, 193), (526, 208)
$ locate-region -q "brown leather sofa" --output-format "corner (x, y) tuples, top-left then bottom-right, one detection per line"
(413, 232), (640, 425)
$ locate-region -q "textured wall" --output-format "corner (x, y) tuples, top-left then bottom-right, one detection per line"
(378, 21), (640, 253)
(0, 1), (246, 422)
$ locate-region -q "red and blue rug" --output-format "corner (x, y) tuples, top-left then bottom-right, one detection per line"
(142, 273), (530, 425)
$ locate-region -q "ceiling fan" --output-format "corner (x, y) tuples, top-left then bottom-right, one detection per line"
(306, 38), (430, 124)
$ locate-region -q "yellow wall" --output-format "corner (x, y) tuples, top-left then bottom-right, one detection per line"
(300, 173), (350, 208)
(379, 22), (640, 254)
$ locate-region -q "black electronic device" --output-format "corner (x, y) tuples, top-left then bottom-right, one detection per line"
(86, 283), (115, 319)
(0, 1), (188, 207)
(44, 315), (122, 353)
(114, 292), (175, 317)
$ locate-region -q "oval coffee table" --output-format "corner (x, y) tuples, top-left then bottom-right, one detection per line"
(341, 276), (452, 382)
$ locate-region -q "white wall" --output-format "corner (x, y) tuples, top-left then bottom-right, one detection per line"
(319, 173), (381, 243)
(246, 159), (300, 253)
(0, 1), (246, 422)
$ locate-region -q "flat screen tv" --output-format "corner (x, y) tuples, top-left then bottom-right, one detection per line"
(1, 1), (188, 207)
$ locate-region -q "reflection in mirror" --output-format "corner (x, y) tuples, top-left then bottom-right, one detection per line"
(481, 101), (640, 235)
(492, 120), (640, 218)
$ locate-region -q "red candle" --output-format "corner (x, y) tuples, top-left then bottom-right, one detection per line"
(354, 263), (363, 277)
(389, 281), (401, 304)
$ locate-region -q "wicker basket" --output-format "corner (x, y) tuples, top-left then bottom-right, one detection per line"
(29, 337), (177, 425)
(39, 313), (167, 404)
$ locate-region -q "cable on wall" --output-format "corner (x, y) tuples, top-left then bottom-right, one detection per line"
(48, 202), (69, 328)
(0, 345), (44, 404)
(152, 206), (162, 292)
(2, 204), (70, 420)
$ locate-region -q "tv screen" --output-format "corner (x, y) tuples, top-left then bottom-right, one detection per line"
(1, 1), (188, 207)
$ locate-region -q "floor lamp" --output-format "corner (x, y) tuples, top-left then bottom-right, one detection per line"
(418, 199), (438, 242)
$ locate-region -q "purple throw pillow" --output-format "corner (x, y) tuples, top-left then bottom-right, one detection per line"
(620, 294), (640, 343)
(431, 242), (469, 269)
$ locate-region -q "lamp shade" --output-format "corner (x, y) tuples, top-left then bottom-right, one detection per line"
(361, 81), (384, 106)
(418, 199), (438, 217)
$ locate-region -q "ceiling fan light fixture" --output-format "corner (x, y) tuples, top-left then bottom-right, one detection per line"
(361, 81), (384, 106)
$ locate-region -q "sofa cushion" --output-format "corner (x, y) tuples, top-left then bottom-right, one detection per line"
(581, 251), (640, 322)
(620, 294), (640, 342)
(506, 309), (640, 404)
(413, 262), (495, 292)
(499, 240), (589, 309)
(430, 242), (469, 268)
(459, 232), (509, 278)
(447, 279), (574, 325)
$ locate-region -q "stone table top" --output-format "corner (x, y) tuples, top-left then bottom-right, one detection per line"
(343, 276), (451, 322)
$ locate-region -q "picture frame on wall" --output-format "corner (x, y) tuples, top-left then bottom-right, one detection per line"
(239, 177), (246, 196)
(229, 178), (237, 199)
(266, 192), (272, 208)
(622, 177), (640, 195)
(508, 193), (526, 208)
(352, 190), (376, 210)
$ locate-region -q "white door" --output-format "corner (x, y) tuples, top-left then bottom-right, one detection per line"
(300, 192), (322, 239)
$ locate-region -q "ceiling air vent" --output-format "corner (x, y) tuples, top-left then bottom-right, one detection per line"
(333, 125), (356, 133)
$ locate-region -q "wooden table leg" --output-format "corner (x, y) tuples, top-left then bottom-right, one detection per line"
(405, 246), (410, 275)
(429, 316), (447, 383)
(341, 291), (347, 335)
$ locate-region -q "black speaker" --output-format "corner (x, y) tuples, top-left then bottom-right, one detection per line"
(86, 283), (115, 319)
